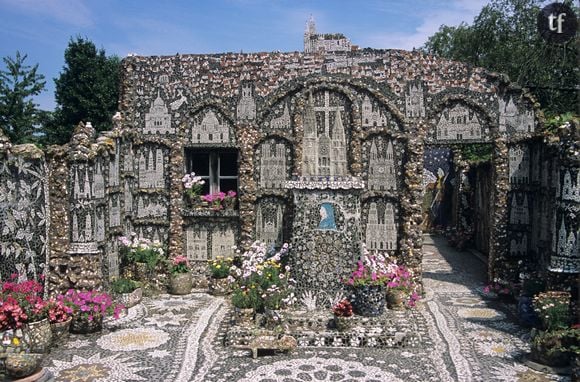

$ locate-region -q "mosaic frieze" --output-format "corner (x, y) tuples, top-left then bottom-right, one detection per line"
(105, 238), (120, 280)
(109, 141), (121, 187)
(189, 108), (235, 145)
(135, 225), (168, 244)
(405, 81), (425, 118)
(256, 138), (292, 190)
(560, 168), (579, 202)
(137, 145), (167, 189)
(498, 96), (534, 134)
(184, 221), (238, 261)
(237, 83), (256, 120)
(301, 90), (351, 177)
(363, 200), (398, 252)
(123, 179), (134, 213)
(508, 145), (530, 185)
(255, 198), (286, 248)
(0, 155), (48, 281)
(143, 91), (173, 135)
(550, 212), (579, 273)
(435, 104), (485, 142)
(94, 206), (106, 242)
(71, 209), (94, 243)
(135, 194), (168, 219)
(122, 141), (134, 174)
(509, 232), (528, 258)
(362, 136), (401, 192)
(93, 159), (106, 199)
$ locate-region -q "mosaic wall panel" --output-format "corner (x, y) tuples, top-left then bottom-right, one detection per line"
(362, 199), (399, 252)
(255, 197), (287, 249)
(498, 96), (535, 135)
(362, 136), (403, 193)
(135, 224), (168, 244)
(256, 138), (293, 190)
(263, 100), (292, 134)
(189, 107), (235, 145)
(0, 154), (49, 282)
(237, 83), (257, 120)
(508, 144), (530, 185)
(405, 81), (426, 118)
(137, 145), (167, 189)
(290, 189), (362, 306)
(301, 90), (351, 177)
(434, 104), (487, 143)
(134, 194), (168, 219)
(184, 221), (238, 261)
(143, 90), (174, 135)
(360, 95), (399, 131)
(550, 166), (579, 273)
(422, 147), (455, 229)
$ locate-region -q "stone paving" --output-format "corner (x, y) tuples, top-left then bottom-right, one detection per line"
(40, 236), (568, 381)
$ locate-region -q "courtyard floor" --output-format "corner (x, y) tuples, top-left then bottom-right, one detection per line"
(40, 235), (569, 382)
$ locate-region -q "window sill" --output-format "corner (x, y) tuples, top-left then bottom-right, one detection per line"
(181, 207), (239, 218)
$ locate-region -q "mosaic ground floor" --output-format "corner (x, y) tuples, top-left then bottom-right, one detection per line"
(40, 236), (569, 381)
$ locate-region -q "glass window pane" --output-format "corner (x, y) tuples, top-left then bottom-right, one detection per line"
(219, 178), (238, 194)
(188, 152), (210, 176)
(220, 151), (238, 176)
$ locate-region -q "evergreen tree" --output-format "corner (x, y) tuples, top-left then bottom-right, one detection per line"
(422, 0), (578, 115)
(47, 37), (120, 145)
(0, 52), (46, 144)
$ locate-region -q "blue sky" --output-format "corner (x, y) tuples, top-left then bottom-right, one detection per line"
(0, 0), (491, 111)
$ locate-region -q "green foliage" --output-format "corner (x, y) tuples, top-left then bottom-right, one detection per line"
(460, 144), (493, 164)
(208, 257), (233, 279)
(231, 287), (259, 309)
(532, 328), (580, 356)
(422, 0), (578, 115)
(0, 52), (46, 144)
(45, 36), (120, 145)
(110, 278), (139, 294)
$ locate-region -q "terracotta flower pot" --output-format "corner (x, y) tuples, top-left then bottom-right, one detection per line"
(169, 273), (193, 295)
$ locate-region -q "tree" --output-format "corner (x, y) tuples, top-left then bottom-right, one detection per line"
(0, 52), (46, 144)
(422, 0), (578, 115)
(46, 37), (120, 145)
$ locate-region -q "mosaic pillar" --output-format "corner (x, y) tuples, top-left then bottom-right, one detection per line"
(287, 177), (364, 306)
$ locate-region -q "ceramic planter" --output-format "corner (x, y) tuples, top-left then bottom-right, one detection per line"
(50, 317), (72, 345)
(25, 319), (52, 353)
(208, 277), (230, 296)
(351, 285), (385, 317)
(169, 273), (193, 295)
(4, 353), (42, 379)
(70, 315), (103, 334)
(117, 287), (143, 308)
(0, 328), (31, 355)
(334, 315), (354, 331)
(386, 289), (407, 310)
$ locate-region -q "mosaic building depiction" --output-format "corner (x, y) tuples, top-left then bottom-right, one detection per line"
(0, 17), (577, 300)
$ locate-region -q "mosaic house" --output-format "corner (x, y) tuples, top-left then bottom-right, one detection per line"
(0, 18), (577, 298)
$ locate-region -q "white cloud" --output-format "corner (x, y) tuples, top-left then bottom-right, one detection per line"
(0, 0), (93, 28)
(360, 0), (488, 50)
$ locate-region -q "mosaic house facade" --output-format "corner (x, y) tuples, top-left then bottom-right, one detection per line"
(0, 21), (577, 298)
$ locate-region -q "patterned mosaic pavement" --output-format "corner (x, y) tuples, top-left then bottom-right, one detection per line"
(41, 236), (569, 381)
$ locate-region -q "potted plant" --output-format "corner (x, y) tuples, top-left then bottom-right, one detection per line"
(119, 235), (165, 281)
(231, 287), (257, 325)
(332, 299), (354, 331)
(530, 327), (579, 367)
(1, 277), (52, 353)
(46, 297), (73, 344)
(168, 255), (193, 295)
(208, 256), (233, 295)
(111, 278), (142, 308)
(385, 263), (421, 310)
(343, 251), (389, 316)
(0, 295), (31, 355)
(182, 172), (205, 206)
(533, 291), (571, 331)
(62, 289), (124, 334)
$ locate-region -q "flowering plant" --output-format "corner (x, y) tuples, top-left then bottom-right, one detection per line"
(228, 242), (294, 312)
(343, 251), (392, 287)
(0, 296), (28, 330)
(182, 172), (205, 199)
(533, 291), (571, 331)
(201, 190), (237, 210)
(46, 298), (73, 324)
(62, 289), (124, 322)
(1, 276), (48, 323)
(483, 279), (518, 296)
(208, 256), (233, 279)
(119, 234), (165, 270)
(332, 299), (353, 317)
(170, 255), (191, 275)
